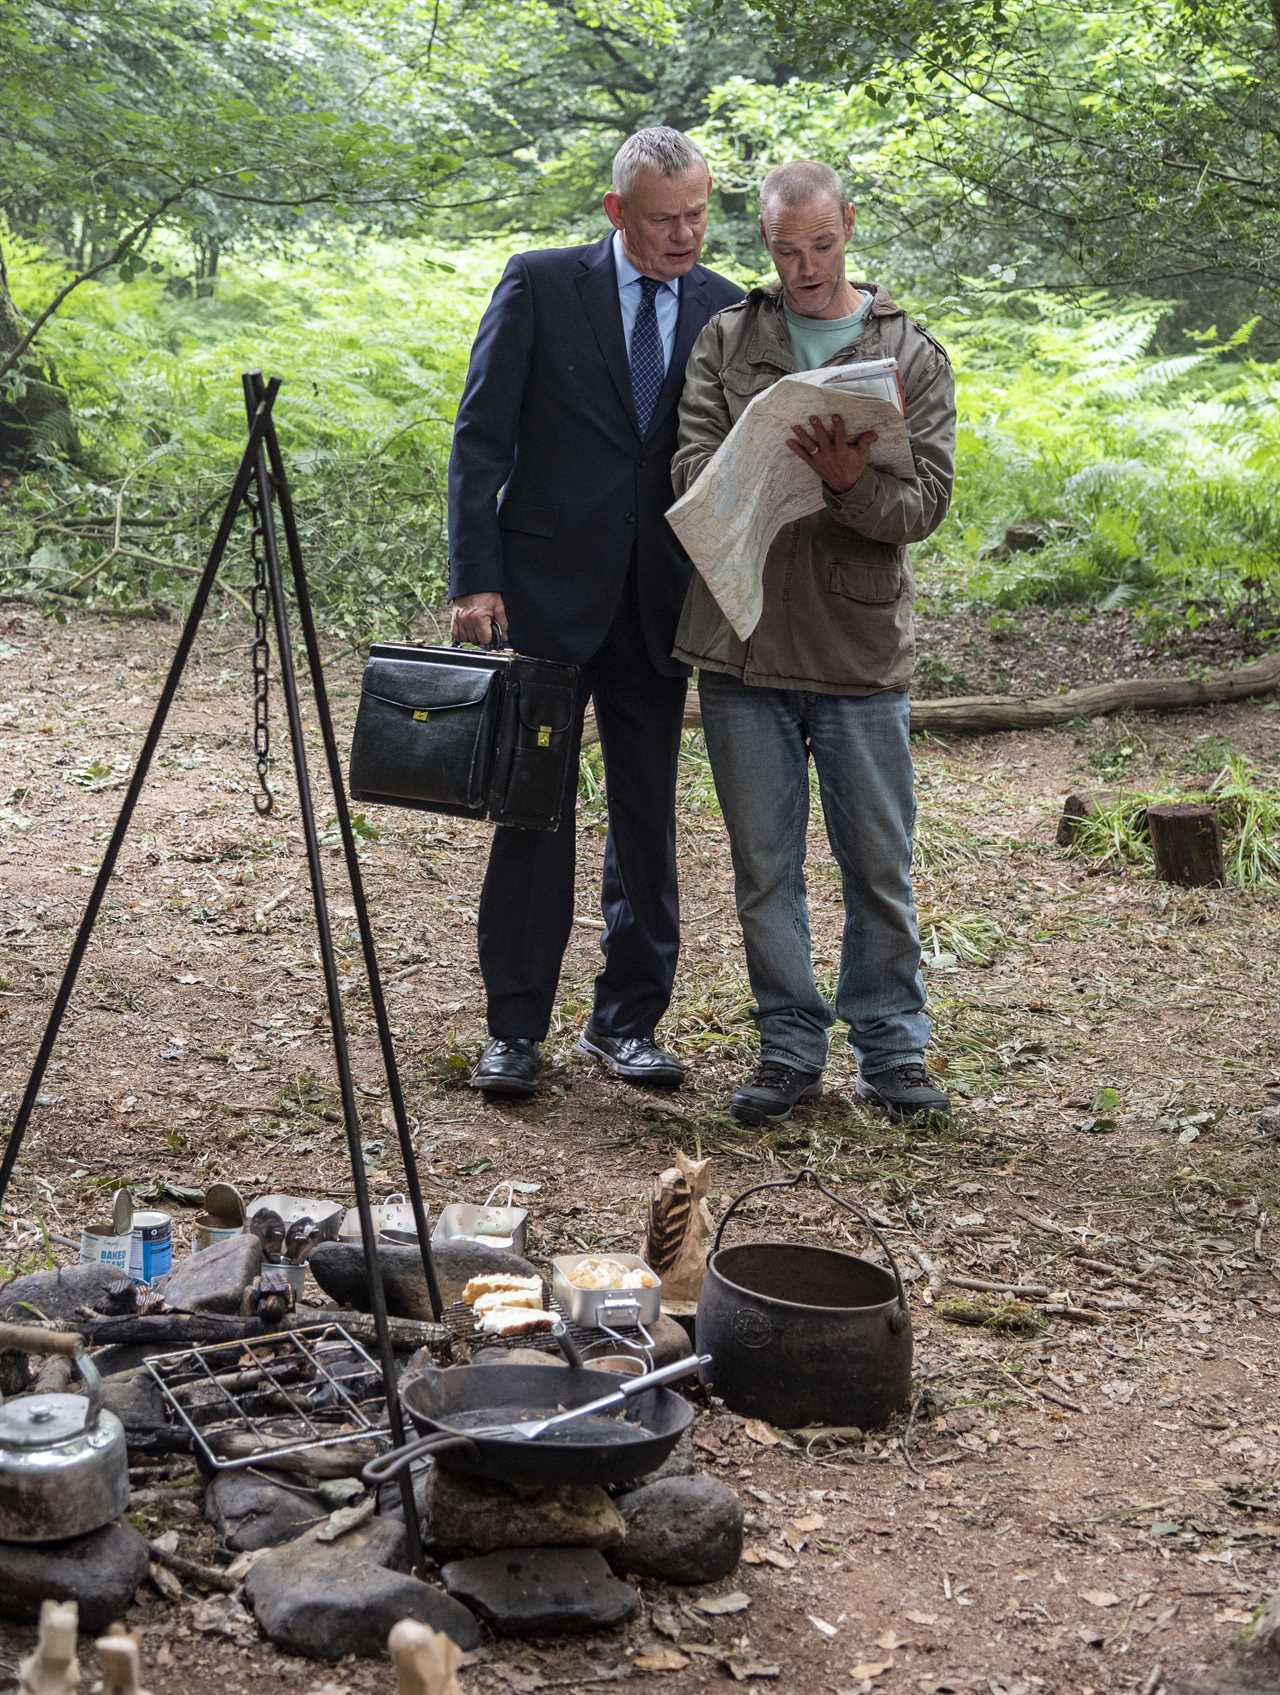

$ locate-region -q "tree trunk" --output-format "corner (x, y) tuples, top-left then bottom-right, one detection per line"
(0, 234), (76, 470)
(1147, 803), (1224, 887)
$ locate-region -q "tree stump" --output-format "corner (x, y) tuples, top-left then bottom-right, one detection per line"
(1147, 803), (1223, 887)
(1056, 790), (1118, 847)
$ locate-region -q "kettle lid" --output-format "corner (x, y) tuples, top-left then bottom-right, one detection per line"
(0, 1393), (91, 1452)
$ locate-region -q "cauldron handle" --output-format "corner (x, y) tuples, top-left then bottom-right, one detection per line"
(711, 1167), (909, 1315)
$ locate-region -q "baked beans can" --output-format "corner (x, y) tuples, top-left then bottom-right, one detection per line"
(79, 1222), (132, 1274)
(128, 1209), (173, 1283)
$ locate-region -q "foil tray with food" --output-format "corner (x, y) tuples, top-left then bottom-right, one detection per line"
(551, 1253), (662, 1329)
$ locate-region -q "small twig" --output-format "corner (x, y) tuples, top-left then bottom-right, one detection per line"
(1035, 1303), (1108, 1324)
(911, 1247), (942, 1293)
(899, 1389), (927, 1477)
(1034, 1382), (1085, 1414)
(147, 1540), (238, 1594)
(130, 1484), (206, 1507)
(950, 1275), (1051, 1297)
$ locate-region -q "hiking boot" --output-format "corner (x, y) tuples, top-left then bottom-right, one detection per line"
(729, 1060), (822, 1126)
(577, 1029), (684, 1089)
(855, 1062), (950, 1120)
(469, 1037), (540, 1099)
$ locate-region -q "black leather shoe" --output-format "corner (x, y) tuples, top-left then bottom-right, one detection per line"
(469, 1037), (540, 1099)
(855, 1062), (950, 1119)
(576, 1029), (684, 1089)
(729, 1060), (822, 1126)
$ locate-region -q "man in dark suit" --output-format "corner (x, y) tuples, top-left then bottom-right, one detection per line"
(448, 127), (743, 1098)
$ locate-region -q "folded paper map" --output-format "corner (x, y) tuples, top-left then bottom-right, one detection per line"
(666, 357), (911, 641)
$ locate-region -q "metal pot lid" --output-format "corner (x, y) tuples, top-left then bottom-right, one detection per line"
(111, 1187), (134, 1237)
(203, 1182), (244, 1225)
(0, 1393), (90, 1451)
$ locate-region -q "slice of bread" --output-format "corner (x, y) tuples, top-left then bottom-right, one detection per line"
(462, 1272), (543, 1306)
(472, 1288), (542, 1316)
(477, 1307), (556, 1336)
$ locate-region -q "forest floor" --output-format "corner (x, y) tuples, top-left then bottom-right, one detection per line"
(0, 604), (1278, 1695)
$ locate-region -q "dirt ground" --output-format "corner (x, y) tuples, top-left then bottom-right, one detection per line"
(0, 607), (1278, 1695)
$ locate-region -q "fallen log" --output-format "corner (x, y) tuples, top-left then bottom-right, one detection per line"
(79, 1307), (447, 1352)
(581, 650), (1280, 743)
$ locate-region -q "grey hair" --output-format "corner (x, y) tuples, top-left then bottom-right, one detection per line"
(759, 160), (849, 217)
(612, 127), (708, 197)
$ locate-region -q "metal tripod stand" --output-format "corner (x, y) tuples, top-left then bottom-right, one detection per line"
(0, 373), (443, 1567)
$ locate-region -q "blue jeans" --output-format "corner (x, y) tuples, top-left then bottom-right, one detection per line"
(698, 672), (929, 1077)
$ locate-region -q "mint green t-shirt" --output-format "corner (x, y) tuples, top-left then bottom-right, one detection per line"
(784, 289), (872, 372)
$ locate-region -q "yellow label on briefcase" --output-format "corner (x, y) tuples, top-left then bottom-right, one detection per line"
(413, 710), (430, 722)
(537, 725), (551, 747)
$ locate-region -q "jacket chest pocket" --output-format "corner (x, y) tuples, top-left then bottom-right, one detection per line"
(722, 367), (781, 424)
(826, 561), (903, 604)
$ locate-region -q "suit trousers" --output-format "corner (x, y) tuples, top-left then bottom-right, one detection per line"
(477, 567), (688, 1041)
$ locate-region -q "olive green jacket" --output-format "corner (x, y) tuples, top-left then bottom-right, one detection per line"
(670, 283), (955, 695)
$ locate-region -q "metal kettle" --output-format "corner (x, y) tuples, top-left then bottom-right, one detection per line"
(0, 1321), (129, 1543)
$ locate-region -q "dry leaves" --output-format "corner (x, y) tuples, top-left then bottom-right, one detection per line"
(808, 1615), (839, 1638)
(633, 1648), (691, 1673)
(744, 1418), (782, 1446)
(694, 1591), (752, 1616)
(848, 1657), (893, 1680)
(743, 1545), (797, 1571)
(190, 1593), (256, 1644)
(1080, 1588), (1121, 1608)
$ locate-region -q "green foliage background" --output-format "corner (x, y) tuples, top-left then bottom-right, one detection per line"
(1, 0), (1279, 645)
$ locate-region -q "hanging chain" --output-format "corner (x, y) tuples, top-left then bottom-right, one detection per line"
(246, 482), (274, 816)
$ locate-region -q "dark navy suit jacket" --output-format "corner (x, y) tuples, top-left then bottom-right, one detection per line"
(447, 234), (743, 675)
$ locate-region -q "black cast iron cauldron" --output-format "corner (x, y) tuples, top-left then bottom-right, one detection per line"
(696, 1168), (911, 1430)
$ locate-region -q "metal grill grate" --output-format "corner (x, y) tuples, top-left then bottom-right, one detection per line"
(145, 1322), (394, 1473)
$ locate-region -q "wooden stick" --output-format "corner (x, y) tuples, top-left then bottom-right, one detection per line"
(389, 1620), (463, 1695)
(146, 1541), (237, 1595)
(0, 1321), (81, 1357)
(96, 1633), (149, 1695)
(19, 1599), (80, 1694)
(949, 1275), (1051, 1298)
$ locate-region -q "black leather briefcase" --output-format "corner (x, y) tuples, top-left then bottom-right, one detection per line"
(347, 642), (579, 831)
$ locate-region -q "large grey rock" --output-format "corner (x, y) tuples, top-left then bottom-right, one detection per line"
(243, 1517), (480, 1658)
(0, 1263), (137, 1326)
(0, 1520), (149, 1633)
(308, 1238), (541, 1318)
(442, 1547), (638, 1637)
(610, 1476), (743, 1585)
(102, 1371), (167, 1436)
(629, 1426), (695, 1487)
(207, 1468), (326, 1551)
(423, 1466), (624, 1559)
(154, 1233), (263, 1314)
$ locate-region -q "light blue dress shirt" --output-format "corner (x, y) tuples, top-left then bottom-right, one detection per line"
(613, 231), (680, 372)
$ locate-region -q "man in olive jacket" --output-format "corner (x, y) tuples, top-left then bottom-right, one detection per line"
(670, 160), (955, 1126)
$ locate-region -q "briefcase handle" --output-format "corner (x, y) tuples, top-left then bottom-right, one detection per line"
(451, 620), (507, 654)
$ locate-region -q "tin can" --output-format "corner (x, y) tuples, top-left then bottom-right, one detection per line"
(79, 1222), (132, 1274)
(128, 1210), (173, 1284)
(192, 1213), (244, 1254)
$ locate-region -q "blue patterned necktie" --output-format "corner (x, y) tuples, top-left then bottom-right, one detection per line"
(629, 276), (665, 434)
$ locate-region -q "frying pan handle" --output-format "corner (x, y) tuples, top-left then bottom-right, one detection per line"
(361, 1431), (476, 1487)
(711, 1168), (909, 1314)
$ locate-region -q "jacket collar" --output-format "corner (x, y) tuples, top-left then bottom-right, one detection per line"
(743, 280), (902, 372)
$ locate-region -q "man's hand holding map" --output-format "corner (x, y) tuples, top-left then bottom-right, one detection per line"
(666, 356), (911, 640)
